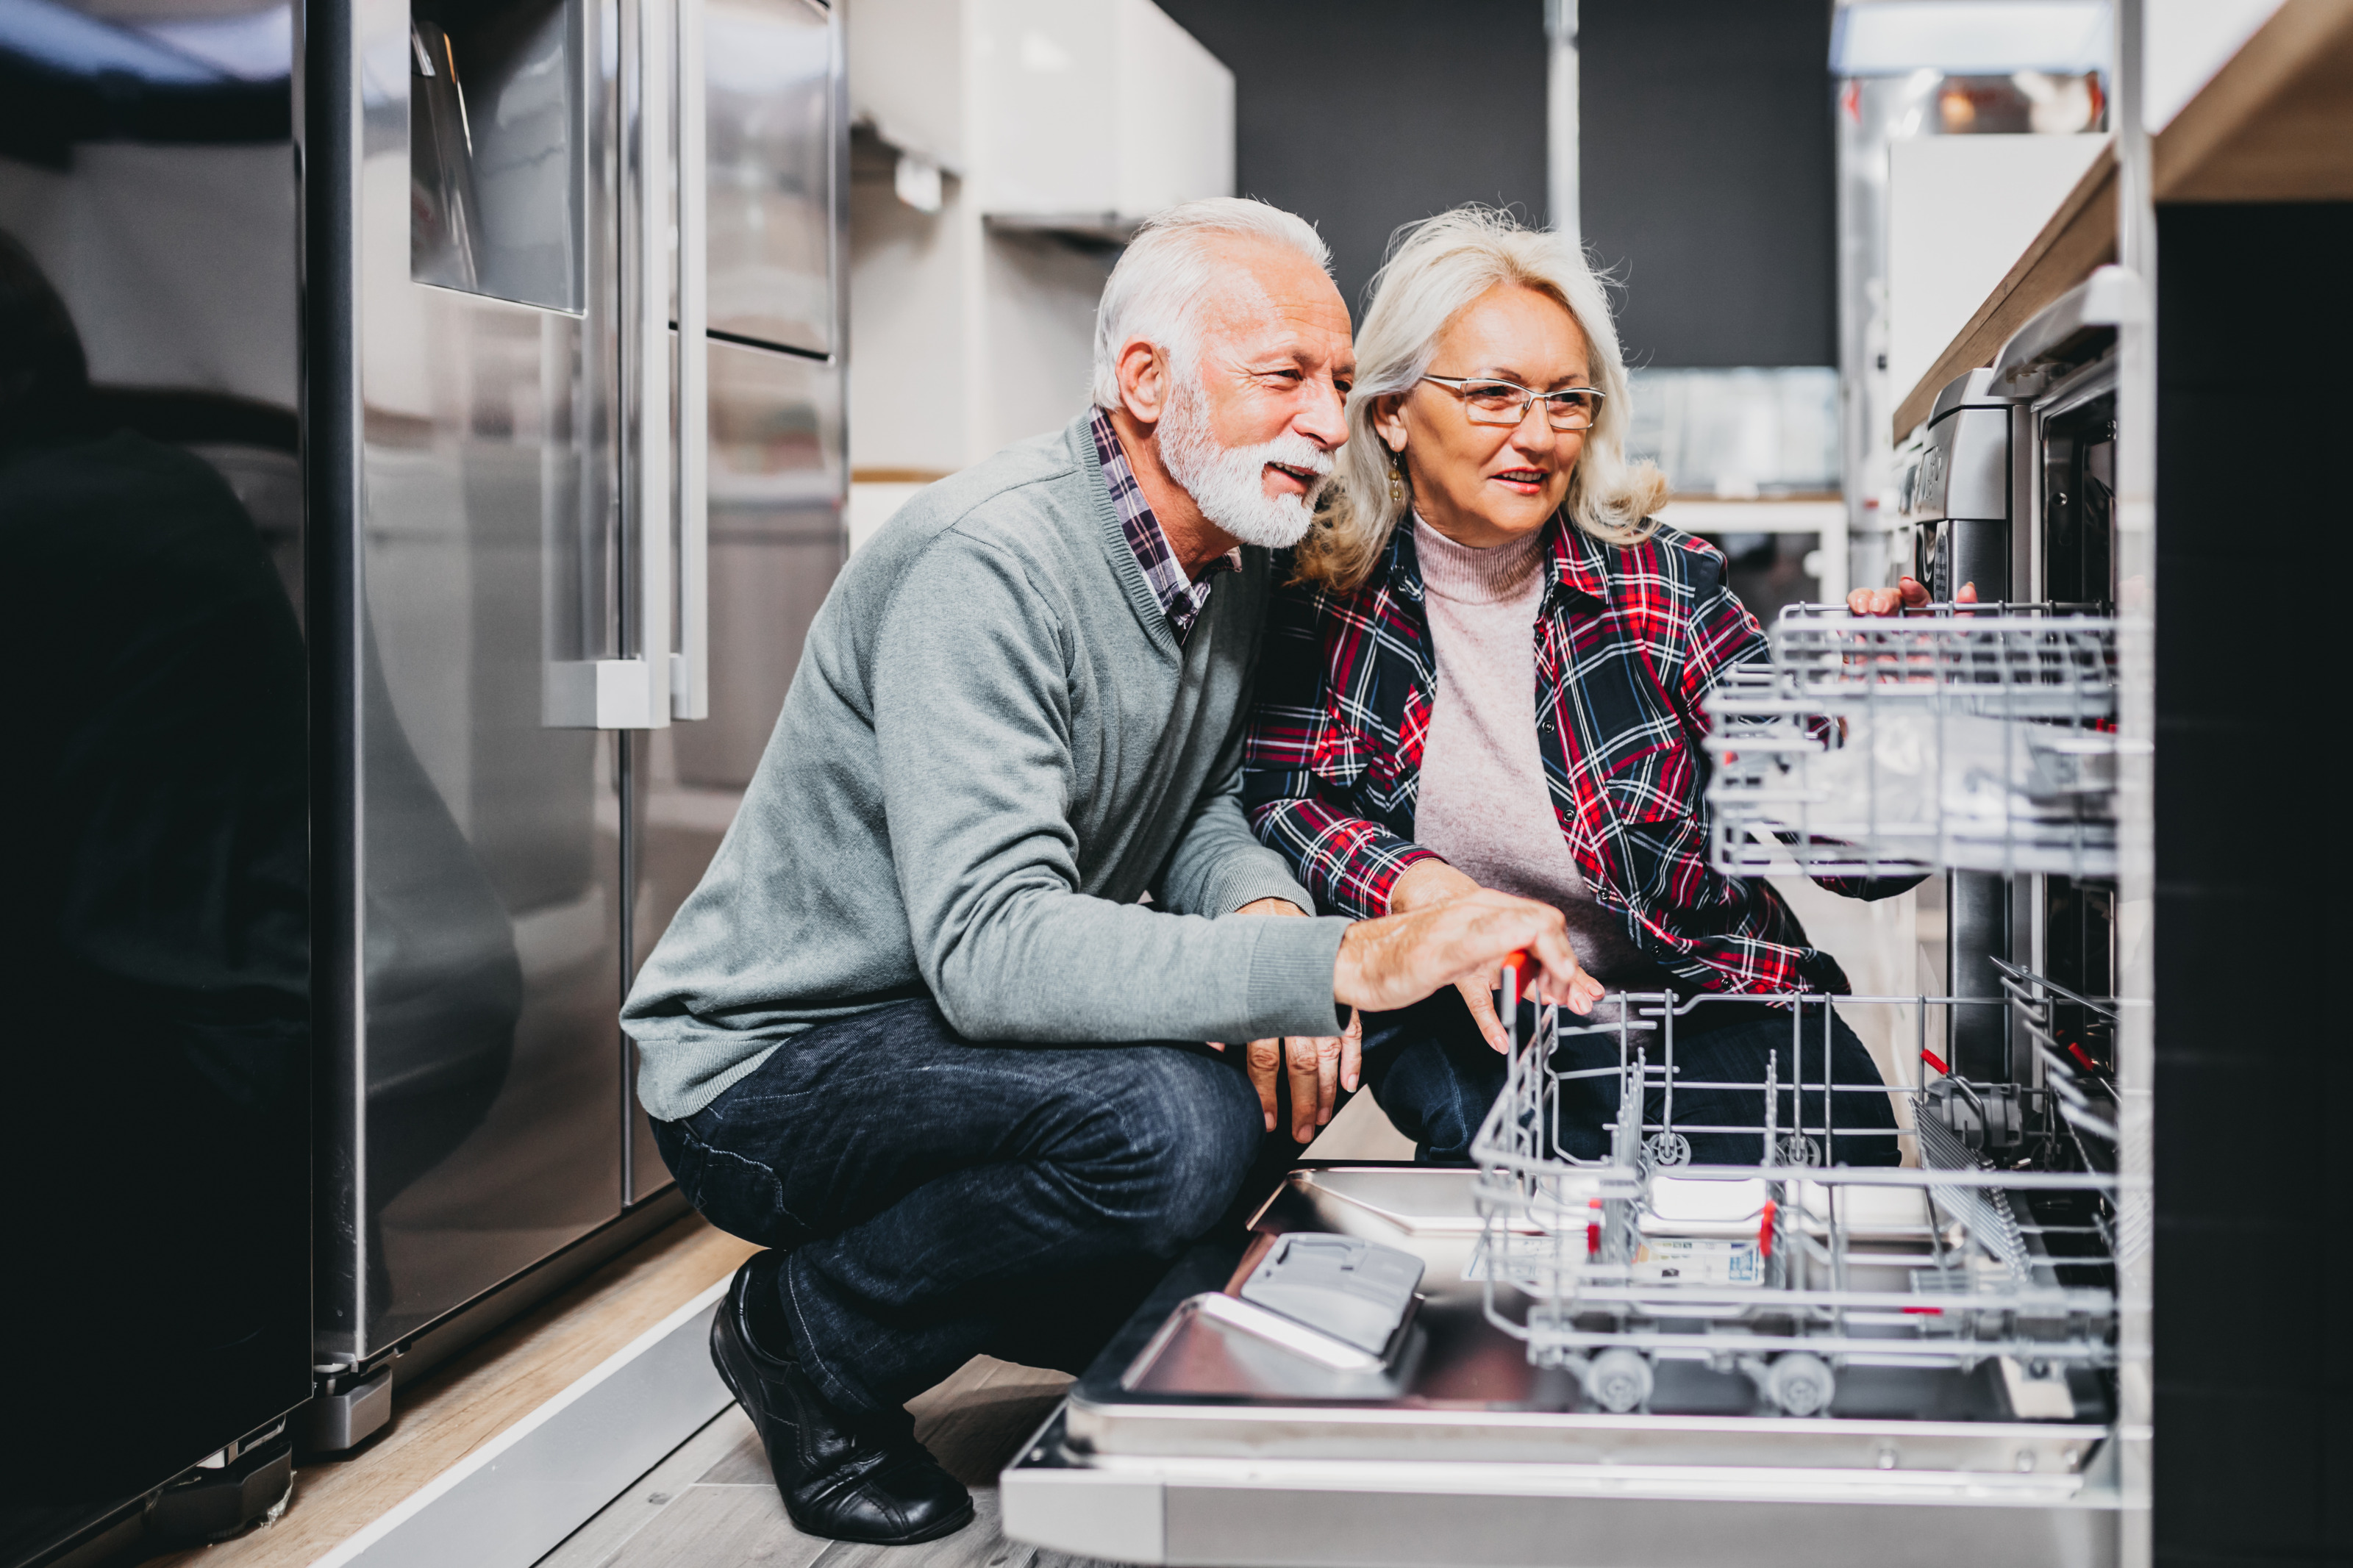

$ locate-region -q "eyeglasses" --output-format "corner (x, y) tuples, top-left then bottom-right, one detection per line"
(1420, 375), (1604, 432)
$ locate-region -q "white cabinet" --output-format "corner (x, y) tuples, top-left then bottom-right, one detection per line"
(974, 0), (1233, 233)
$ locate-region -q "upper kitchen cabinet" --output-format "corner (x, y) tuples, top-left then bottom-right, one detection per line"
(707, 0), (840, 356)
(973, 0), (1232, 237)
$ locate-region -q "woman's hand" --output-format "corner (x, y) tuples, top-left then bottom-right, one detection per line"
(1846, 576), (1977, 615)
(1375, 862), (1602, 1050)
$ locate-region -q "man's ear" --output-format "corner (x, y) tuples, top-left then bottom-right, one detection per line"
(1116, 339), (1168, 426)
(1371, 393), (1409, 455)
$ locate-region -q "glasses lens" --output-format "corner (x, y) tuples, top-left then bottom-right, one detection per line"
(1458, 381), (1529, 423)
(1544, 390), (1598, 431)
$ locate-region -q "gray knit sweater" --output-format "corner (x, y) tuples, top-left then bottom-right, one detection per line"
(624, 416), (1350, 1120)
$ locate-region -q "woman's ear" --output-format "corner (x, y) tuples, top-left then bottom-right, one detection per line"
(1371, 393), (1409, 455)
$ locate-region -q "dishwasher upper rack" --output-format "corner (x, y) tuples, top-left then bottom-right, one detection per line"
(1701, 604), (2128, 879)
(1465, 985), (2119, 1420)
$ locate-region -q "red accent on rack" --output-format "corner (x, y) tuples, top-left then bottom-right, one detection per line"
(1759, 1200), (1777, 1259)
(1921, 1048), (1949, 1075)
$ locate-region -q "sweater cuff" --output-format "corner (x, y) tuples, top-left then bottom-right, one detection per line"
(1243, 914), (1352, 1037)
(1205, 853), (1318, 918)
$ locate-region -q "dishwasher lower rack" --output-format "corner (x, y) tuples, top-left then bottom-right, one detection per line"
(1702, 604), (2132, 879)
(1465, 992), (2119, 1423)
(1001, 1166), (2121, 1568)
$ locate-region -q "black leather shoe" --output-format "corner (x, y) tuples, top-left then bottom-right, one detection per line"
(710, 1256), (975, 1545)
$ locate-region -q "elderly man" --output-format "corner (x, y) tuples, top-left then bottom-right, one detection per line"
(622, 198), (1593, 1545)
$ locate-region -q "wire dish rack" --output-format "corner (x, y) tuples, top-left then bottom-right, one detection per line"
(1467, 977), (2121, 1420)
(1702, 604), (2129, 878)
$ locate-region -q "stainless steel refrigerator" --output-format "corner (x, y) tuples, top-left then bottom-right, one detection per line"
(308, 0), (844, 1418)
(1, 0), (311, 1558)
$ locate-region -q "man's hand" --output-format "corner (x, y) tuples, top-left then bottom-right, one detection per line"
(1216, 898), (1362, 1142)
(1387, 860), (1563, 1053)
(1336, 887), (1604, 1023)
(1846, 576), (1978, 615)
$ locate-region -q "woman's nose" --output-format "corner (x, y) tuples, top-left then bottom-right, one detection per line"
(1509, 402), (1557, 453)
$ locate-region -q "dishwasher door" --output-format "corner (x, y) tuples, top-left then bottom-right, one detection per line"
(1001, 1166), (2119, 1568)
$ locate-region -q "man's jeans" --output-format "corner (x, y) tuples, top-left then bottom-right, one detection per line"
(649, 1000), (1263, 1420)
(1360, 992), (1904, 1167)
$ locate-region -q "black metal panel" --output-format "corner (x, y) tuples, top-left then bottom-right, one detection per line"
(2152, 201), (2353, 1564)
(1149, 0), (1547, 315)
(1580, 0), (1838, 368)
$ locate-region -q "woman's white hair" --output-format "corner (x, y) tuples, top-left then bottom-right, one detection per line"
(1293, 206), (1668, 594)
(1090, 197), (1333, 409)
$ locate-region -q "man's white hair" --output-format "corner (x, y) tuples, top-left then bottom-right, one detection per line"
(1090, 197), (1333, 410)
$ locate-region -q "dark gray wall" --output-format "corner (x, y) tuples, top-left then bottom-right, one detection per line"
(1579, 0), (1836, 367)
(1152, 0), (1549, 318)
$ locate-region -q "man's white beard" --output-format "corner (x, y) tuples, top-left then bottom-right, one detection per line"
(1158, 376), (1332, 549)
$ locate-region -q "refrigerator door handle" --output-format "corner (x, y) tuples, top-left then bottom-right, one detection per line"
(671, 0), (709, 721)
(581, 0), (672, 731)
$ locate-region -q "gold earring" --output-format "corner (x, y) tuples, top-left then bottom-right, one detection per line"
(1388, 453), (1404, 503)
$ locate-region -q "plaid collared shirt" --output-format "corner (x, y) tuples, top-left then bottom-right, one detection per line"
(1091, 407), (1239, 644)
(1243, 515), (1911, 997)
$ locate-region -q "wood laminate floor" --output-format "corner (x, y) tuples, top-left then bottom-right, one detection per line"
(535, 1357), (1112, 1568)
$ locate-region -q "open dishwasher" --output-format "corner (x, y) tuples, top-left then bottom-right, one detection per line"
(1002, 1022), (2122, 1567)
(1002, 289), (2138, 1568)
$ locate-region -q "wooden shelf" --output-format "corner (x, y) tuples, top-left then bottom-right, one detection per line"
(1893, 0), (2353, 441)
(2155, 0), (2353, 201)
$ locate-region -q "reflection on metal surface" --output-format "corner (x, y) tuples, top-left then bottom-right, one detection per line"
(331, 0), (624, 1358)
(704, 0), (832, 353)
(410, 0), (585, 312)
(669, 336), (842, 790)
(0, 58), (311, 1531)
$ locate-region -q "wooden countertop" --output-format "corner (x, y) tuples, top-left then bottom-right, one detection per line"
(1893, 0), (2353, 440)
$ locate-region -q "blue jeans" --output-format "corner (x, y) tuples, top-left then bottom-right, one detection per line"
(1360, 992), (1903, 1167)
(649, 1000), (1263, 1419)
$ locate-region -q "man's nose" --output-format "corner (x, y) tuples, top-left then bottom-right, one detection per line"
(1294, 373), (1349, 449)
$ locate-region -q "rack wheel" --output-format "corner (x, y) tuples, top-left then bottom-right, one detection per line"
(1765, 1353), (1836, 1417)
(1776, 1134), (1821, 1168)
(1643, 1132), (1690, 1169)
(1585, 1347), (1653, 1414)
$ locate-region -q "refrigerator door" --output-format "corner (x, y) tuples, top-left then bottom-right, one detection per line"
(703, 0), (837, 355)
(0, 0), (312, 1547)
(631, 336), (845, 1200)
(322, 0), (627, 1363)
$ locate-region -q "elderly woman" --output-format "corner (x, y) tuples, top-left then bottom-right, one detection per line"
(1244, 207), (1907, 1167)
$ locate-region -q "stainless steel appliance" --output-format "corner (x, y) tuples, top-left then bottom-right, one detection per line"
(305, 0), (845, 1428)
(1895, 368), (2030, 1089)
(3, 0), (843, 1540)
(1, 1), (310, 1558)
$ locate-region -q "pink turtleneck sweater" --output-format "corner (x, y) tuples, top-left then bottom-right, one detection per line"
(1410, 515), (1593, 910)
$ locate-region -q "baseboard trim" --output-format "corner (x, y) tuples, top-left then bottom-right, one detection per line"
(314, 1280), (732, 1568)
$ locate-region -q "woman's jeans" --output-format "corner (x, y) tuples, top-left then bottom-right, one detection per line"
(648, 1000), (1263, 1421)
(1360, 991), (1903, 1167)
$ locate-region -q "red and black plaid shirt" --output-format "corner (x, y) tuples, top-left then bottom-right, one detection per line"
(1244, 515), (1901, 997)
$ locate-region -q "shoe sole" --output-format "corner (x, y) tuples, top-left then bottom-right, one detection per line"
(710, 1306), (976, 1547)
